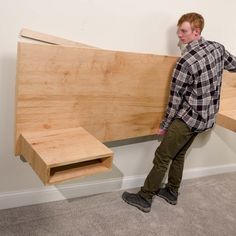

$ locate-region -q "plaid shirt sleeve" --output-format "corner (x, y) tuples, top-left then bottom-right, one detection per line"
(224, 50), (236, 72)
(160, 60), (191, 130)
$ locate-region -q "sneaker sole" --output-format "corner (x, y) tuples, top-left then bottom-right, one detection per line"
(122, 195), (151, 213)
(157, 193), (177, 205)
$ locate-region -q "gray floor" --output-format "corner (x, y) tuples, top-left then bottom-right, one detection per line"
(0, 172), (236, 236)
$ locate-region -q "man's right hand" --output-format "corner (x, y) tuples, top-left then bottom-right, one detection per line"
(156, 128), (166, 136)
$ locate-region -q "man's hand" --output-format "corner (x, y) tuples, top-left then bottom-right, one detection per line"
(156, 128), (166, 136)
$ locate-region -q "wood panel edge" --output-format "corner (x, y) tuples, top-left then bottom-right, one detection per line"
(216, 113), (236, 132)
(20, 134), (49, 184)
(20, 28), (97, 48)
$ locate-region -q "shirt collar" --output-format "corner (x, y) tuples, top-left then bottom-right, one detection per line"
(186, 37), (205, 51)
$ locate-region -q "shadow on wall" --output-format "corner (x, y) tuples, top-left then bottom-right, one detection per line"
(214, 125), (236, 154)
(166, 24), (180, 56)
(105, 134), (157, 148)
(54, 164), (124, 200)
(192, 129), (212, 148)
(0, 54), (17, 159)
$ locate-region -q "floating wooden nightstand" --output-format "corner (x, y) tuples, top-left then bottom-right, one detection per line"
(19, 127), (113, 185)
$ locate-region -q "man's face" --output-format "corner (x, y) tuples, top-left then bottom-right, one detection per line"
(177, 21), (200, 44)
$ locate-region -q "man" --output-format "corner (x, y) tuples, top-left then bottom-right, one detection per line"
(122, 12), (236, 213)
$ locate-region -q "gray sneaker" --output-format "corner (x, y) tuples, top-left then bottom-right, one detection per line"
(156, 187), (178, 205)
(122, 191), (152, 213)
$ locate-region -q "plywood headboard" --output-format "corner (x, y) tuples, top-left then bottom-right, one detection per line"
(15, 42), (177, 155)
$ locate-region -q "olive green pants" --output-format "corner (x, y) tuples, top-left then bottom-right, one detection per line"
(139, 119), (198, 199)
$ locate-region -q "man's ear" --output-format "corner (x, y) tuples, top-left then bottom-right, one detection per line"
(194, 28), (201, 36)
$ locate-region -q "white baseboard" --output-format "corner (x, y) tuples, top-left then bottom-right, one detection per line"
(182, 164), (236, 179)
(0, 164), (236, 210)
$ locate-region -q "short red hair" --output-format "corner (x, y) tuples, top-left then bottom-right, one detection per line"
(178, 12), (205, 33)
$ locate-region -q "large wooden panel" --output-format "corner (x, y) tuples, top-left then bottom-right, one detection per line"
(15, 42), (177, 154)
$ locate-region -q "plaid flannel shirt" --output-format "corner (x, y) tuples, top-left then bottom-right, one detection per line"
(161, 37), (236, 132)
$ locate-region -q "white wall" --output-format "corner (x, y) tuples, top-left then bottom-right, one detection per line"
(0, 0), (235, 209)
